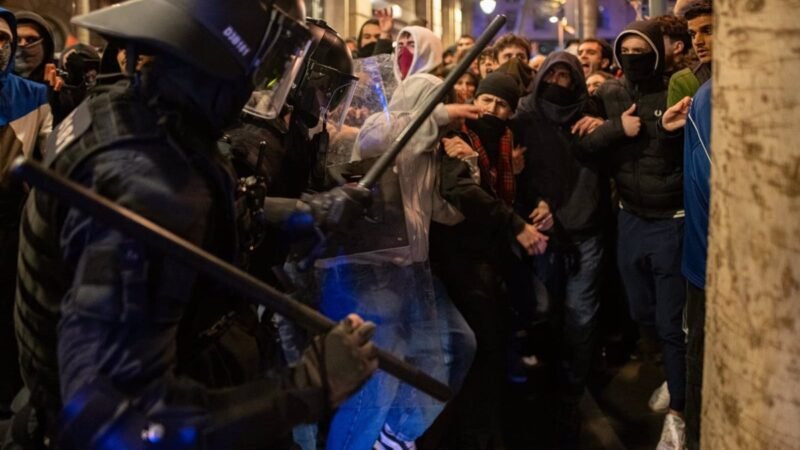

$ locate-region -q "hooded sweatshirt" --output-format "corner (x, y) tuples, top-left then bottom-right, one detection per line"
(514, 51), (610, 242)
(14, 11), (55, 84)
(584, 19), (684, 218)
(353, 25), (462, 264)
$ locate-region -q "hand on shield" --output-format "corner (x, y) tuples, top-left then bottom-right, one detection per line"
(302, 314), (379, 408)
(301, 184), (373, 232)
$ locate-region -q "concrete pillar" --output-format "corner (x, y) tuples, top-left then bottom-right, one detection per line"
(580, 0), (598, 38)
(77, 0), (92, 43)
(648, 0), (666, 17)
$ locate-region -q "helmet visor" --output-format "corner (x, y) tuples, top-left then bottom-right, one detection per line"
(303, 61), (358, 130)
(244, 9), (312, 119)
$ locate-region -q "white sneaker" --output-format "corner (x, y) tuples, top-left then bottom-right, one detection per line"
(649, 381), (671, 413)
(375, 423), (416, 450)
(521, 355), (540, 367)
(656, 413), (686, 450)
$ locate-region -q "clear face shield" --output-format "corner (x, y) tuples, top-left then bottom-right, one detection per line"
(244, 9), (312, 120)
(304, 61), (358, 130)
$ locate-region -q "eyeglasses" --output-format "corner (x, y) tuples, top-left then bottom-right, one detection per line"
(17, 34), (42, 47)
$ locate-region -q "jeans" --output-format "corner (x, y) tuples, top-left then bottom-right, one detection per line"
(617, 209), (687, 411)
(685, 282), (705, 450)
(560, 235), (605, 401)
(321, 262), (475, 450)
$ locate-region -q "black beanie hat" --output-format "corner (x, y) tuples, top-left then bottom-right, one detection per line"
(475, 72), (521, 111)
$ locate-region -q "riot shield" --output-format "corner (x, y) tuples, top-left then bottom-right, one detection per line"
(313, 57), (457, 446)
(325, 54), (398, 168)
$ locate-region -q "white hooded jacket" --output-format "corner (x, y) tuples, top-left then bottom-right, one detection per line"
(352, 25), (463, 264)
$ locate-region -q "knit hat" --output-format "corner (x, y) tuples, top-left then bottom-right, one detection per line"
(475, 71), (521, 111)
(0, 16), (11, 40)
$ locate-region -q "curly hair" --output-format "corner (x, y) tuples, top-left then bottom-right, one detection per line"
(654, 14), (691, 51)
(493, 33), (531, 59)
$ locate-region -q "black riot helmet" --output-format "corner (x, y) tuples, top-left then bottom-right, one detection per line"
(285, 18), (358, 128)
(72, 0), (312, 116)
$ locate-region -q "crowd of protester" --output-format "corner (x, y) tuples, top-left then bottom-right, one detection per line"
(0, 1), (716, 449)
(335, 2), (713, 449)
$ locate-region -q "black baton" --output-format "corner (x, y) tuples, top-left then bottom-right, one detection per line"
(358, 14), (507, 189)
(10, 157), (452, 402)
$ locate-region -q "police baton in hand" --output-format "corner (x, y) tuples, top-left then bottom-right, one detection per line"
(9, 157), (451, 402)
(357, 14), (507, 189)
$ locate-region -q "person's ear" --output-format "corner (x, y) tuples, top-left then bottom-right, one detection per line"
(601, 57), (610, 69)
(673, 40), (685, 55)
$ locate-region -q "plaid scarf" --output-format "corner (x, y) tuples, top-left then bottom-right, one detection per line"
(463, 124), (516, 206)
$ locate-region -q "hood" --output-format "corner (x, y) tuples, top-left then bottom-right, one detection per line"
(613, 19), (666, 80)
(0, 8), (17, 76)
(392, 25), (442, 82)
(14, 11), (56, 81)
(520, 51), (587, 124)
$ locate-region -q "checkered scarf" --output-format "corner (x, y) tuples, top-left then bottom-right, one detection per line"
(463, 124), (516, 206)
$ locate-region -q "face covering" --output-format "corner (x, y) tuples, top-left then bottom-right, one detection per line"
(357, 42), (377, 58)
(537, 82), (583, 125)
(397, 46), (414, 80)
(15, 39), (44, 77)
(0, 42), (11, 72)
(466, 114), (507, 143)
(620, 52), (657, 83)
(538, 82), (577, 107)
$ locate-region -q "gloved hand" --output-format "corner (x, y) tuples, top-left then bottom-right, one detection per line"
(300, 184), (372, 232)
(301, 314), (378, 409)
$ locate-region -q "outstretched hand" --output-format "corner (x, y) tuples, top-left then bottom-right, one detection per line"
(375, 8), (394, 38)
(445, 104), (483, 122)
(571, 116), (604, 137)
(661, 96), (692, 132)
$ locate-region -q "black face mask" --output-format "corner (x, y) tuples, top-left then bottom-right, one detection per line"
(620, 52), (657, 82)
(538, 82), (577, 106)
(466, 114), (507, 143)
(357, 42), (377, 58)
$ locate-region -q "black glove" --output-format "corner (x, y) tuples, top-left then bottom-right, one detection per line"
(301, 315), (378, 409)
(300, 184), (372, 232)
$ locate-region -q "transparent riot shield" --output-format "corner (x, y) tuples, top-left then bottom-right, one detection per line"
(325, 54), (398, 169)
(308, 56), (461, 448)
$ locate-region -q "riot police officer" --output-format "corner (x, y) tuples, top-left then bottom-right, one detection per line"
(10, 1), (377, 449)
(225, 18), (360, 274)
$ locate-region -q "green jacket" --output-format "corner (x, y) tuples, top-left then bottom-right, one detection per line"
(667, 62), (711, 107)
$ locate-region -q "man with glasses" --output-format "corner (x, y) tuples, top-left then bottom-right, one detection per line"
(13, 11), (54, 84)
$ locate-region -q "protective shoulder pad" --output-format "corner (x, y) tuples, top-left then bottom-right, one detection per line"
(47, 89), (163, 178)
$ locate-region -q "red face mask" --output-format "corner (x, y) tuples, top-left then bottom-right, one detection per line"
(397, 46), (414, 80)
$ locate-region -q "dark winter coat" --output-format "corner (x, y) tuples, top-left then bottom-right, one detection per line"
(514, 51), (610, 243)
(584, 19), (684, 218)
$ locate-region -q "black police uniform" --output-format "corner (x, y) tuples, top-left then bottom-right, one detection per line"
(13, 79), (332, 449)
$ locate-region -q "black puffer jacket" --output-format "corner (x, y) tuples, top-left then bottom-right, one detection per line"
(585, 19), (684, 218)
(514, 51), (610, 242)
